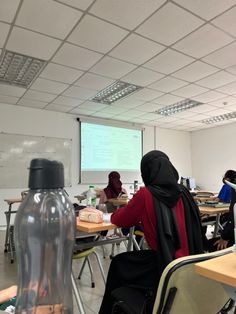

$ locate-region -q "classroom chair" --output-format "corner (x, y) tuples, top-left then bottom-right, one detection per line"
(73, 247), (106, 288)
(111, 247), (234, 314)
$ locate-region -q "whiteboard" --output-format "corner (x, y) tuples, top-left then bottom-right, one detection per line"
(0, 133), (72, 188)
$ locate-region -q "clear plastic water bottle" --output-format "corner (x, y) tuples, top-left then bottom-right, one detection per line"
(14, 159), (76, 314)
(86, 185), (96, 207)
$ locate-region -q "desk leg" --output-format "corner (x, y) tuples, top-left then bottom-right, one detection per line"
(71, 272), (86, 314)
(213, 214), (221, 238)
(4, 205), (12, 253)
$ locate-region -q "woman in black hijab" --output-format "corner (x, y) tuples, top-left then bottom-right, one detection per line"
(99, 150), (204, 313)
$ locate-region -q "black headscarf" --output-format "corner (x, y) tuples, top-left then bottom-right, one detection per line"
(141, 150), (182, 267)
(141, 150), (204, 268)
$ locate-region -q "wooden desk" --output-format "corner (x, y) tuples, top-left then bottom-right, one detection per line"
(77, 218), (116, 233)
(195, 252), (236, 300)
(199, 205), (229, 237)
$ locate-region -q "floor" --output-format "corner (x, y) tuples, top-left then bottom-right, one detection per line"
(0, 228), (235, 314)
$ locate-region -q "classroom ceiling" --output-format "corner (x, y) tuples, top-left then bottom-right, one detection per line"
(1, 0), (236, 131)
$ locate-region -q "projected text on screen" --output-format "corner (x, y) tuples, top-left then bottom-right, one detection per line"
(81, 123), (142, 171)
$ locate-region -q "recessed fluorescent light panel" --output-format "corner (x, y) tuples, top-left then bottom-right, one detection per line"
(201, 111), (236, 124)
(156, 99), (203, 116)
(0, 50), (46, 88)
(91, 80), (143, 105)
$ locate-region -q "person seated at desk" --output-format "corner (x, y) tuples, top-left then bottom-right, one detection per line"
(99, 171), (127, 213)
(207, 170), (236, 252)
(211, 170), (235, 203)
(99, 150), (204, 314)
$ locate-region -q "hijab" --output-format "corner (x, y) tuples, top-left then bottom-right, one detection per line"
(141, 150), (182, 267)
(104, 171), (122, 199)
(141, 150), (181, 208)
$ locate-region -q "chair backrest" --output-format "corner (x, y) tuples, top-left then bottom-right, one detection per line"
(152, 247), (233, 314)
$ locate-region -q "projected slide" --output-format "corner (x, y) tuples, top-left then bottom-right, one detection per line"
(81, 123), (142, 171)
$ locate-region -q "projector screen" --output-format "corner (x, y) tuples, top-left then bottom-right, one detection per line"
(80, 122), (143, 184)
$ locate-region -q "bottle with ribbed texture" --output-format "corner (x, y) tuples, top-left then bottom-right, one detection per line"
(14, 158), (75, 314)
(86, 185), (96, 207)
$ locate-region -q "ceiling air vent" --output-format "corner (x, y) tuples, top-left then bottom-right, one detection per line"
(0, 50), (46, 88)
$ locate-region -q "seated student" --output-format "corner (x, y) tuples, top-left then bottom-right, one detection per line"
(99, 171), (127, 213)
(206, 170), (236, 252)
(99, 150), (204, 314)
(212, 170), (235, 203)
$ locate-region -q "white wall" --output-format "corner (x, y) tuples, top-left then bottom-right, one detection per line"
(0, 103), (192, 226)
(155, 127), (192, 179)
(191, 122), (236, 191)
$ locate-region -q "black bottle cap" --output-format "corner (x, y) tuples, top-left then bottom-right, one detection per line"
(28, 158), (64, 189)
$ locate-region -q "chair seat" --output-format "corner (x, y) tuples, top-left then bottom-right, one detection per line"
(73, 247), (95, 259)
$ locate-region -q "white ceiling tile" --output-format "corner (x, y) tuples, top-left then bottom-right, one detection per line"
(127, 88), (163, 101)
(224, 103), (236, 111)
(212, 6), (236, 37)
(136, 2), (203, 45)
(203, 42), (236, 69)
(16, 0), (82, 39)
(40, 63), (84, 84)
(68, 15), (128, 53)
(79, 101), (108, 110)
(209, 96), (236, 108)
(74, 73), (114, 90)
(0, 23), (10, 48)
(112, 98), (145, 109)
(135, 102), (163, 112)
(0, 0), (20, 22)
(205, 108), (231, 116)
(172, 84), (209, 97)
(46, 103), (74, 112)
(111, 114), (131, 121)
(173, 24), (233, 59)
(153, 94), (184, 106)
(53, 43), (103, 70)
(23, 90), (57, 102)
(0, 94), (19, 104)
(30, 78), (69, 94)
(196, 71), (236, 89)
(17, 98), (47, 109)
(173, 0), (236, 20)
(62, 86), (97, 99)
(0, 84), (26, 97)
(186, 113), (211, 121)
(99, 106), (127, 114)
(6, 27), (61, 60)
(109, 34), (165, 65)
(91, 111), (115, 118)
(144, 49), (194, 74)
(155, 115), (178, 123)
(148, 77), (188, 92)
(227, 65), (236, 75)
(90, 0), (166, 30)
(193, 91), (226, 103)
(90, 56), (136, 79)
(172, 61), (218, 82)
(120, 109), (144, 118)
(55, 0), (94, 10)
(52, 96), (84, 106)
(138, 112), (163, 120)
(189, 104), (218, 113)
(217, 81), (236, 95)
(69, 107), (94, 115)
(173, 110), (196, 118)
(122, 68), (164, 86)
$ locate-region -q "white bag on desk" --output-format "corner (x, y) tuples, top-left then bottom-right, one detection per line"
(79, 207), (103, 223)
